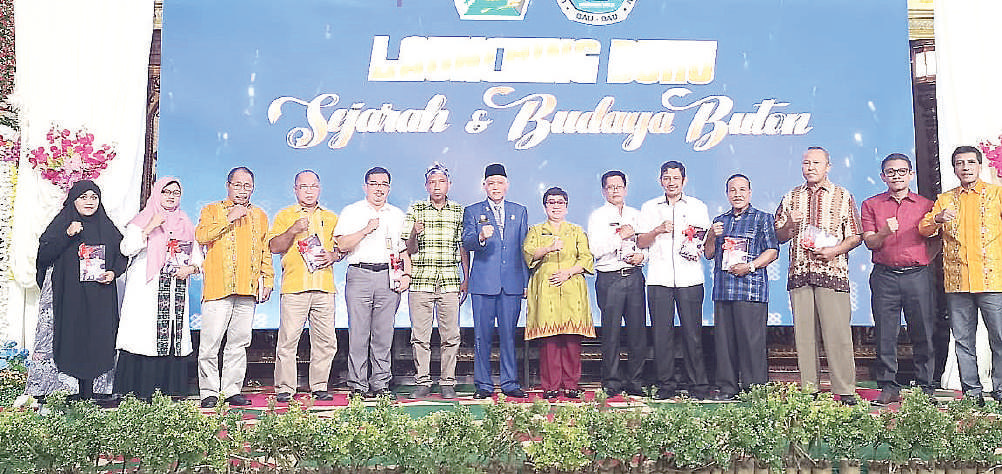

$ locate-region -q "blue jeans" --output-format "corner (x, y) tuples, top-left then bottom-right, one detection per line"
(946, 292), (1002, 395)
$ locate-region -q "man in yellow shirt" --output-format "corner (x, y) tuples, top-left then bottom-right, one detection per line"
(195, 167), (274, 408)
(268, 170), (342, 403)
(920, 146), (1002, 404)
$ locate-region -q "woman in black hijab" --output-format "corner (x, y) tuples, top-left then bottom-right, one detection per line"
(36, 180), (126, 400)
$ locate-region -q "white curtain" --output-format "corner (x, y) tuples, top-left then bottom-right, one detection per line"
(6, 0), (154, 346)
(934, 0), (1002, 392)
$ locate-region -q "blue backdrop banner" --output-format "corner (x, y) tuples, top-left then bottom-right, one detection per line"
(159, 0), (916, 329)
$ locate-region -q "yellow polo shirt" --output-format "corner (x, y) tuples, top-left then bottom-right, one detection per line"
(268, 204), (339, 294)
(195, 199), (274, 301)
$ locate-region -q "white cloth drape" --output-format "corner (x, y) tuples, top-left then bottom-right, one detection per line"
(934, 0), (1002, 392)
(5, 0), (154, 347)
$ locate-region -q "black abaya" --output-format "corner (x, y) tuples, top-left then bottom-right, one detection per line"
(36, 180), (126, 380)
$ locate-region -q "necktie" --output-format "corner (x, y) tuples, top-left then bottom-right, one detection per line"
(493, 202), (505, 239)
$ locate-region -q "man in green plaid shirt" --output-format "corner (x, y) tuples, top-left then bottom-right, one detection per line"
(402, 163), (470, 399)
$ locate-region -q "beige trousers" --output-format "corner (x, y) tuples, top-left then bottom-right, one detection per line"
(790, 285), (857, 395)
(274, 291), (337, 393)
(408, 290), (461, 387)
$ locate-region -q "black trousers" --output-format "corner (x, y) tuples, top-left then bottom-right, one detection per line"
(714, 300), (768, 395)
(869, 264), (936, 390)
(647, 284), (709, 392)
(595, 269), (647, 391)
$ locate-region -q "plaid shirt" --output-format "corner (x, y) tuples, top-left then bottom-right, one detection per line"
(710, 206), (778, 303)
(401, 200), (464, 292)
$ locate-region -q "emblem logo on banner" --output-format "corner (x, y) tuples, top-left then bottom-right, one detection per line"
(454, 0), (531, 20)
(557, 0), (636, 25)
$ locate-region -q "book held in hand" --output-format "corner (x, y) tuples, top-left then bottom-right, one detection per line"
(801, 225), (838, 250)
(678, 225), (707, 261)
(296, 234), (325, 272)
(164, 239), (193, 275)
(78, 243), (106, 281)
(721, 236), (750, 269)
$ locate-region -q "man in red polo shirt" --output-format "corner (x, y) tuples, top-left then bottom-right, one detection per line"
(861, 153), (936, 405)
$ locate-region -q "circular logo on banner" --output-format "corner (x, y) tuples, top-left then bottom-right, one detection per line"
(557, 0), (636, 25)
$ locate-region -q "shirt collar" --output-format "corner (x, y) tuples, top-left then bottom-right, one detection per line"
(298, 203), (325, 212)
(804, 179), (834, 193)
(880, 191), (917, 203)
(725, 205), (755, 217)
(658, 193), (689, 205)
(959, 180), (987, 194)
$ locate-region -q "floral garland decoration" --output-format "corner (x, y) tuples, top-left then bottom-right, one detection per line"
(978, 135), (1002, 179)
(0, 133), (15, 334)
(0, 0), (12, 100)
(29, 125), (116, 190)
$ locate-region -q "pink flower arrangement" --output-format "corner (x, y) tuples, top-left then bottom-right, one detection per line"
(29, 125), (116, 190)
(0, 134), (17, 163)
(979, 135), (1002, 179)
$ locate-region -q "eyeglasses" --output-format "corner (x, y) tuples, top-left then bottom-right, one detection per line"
(229, 182), (254, 190)
(161, 189), (181, 197)
(882, 168), (911, 177)
(545, 200), (568, 206)
(367, 181), (390, 188)
(604, 185), (625, 191)
(296, 184), (320, 190)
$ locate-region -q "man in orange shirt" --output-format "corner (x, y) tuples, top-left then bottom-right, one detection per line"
(195, 167), (274, 408)
(920, 146), (1002, 404)
(268, 170), (342, 403)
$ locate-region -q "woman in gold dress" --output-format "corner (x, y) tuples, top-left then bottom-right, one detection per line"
(523, 187), (595, 399)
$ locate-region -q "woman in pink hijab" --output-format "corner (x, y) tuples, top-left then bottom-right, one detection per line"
(115, 177), (202, 400)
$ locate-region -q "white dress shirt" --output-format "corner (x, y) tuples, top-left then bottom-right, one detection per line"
(637, 193), (710, 287)
(587, 202), (646, 272)
(333, 200), (405, 265)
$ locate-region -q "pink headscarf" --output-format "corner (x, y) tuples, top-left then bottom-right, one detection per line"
(130, 177), (195, 282)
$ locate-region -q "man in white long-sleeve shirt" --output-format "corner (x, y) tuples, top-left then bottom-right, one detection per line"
(587, 170), (647, 397)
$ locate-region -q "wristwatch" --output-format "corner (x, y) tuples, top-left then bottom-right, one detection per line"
(747, 262), (756, 273)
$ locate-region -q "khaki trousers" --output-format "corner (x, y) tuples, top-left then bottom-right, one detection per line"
(274, 291), (337, 394)
(790, 285), (857, 395)
(408, 290), (461, 387)
(198, 295), (256, 399)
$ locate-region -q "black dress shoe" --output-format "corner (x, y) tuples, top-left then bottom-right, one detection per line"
(225, 394), (252, 406)
(473, 389), (493, 399)
(874, 389), (900, 406)
(275, 392), (293, 403)
(713, 392), (738, 402)
(312, 391), (334, 401)
(623, 386), (646, 397)
(653, 388), (677, 400)
(564, 389), (580, 399)
(544, 390), (560, 399)
(602, 387), (623, 397)
(991, 391), (1002, 403)
(369, 388), (396, 399)
(200, 396), (218, 408)
(350, 389), (367, 399)
(836, 394), (858, 406)
(688, 389), (711, 401)
(964, 393), (986, 407)
(502, 388), (528, 398)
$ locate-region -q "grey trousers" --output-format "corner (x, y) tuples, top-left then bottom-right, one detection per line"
(345, 266), (401, 392)
(946, 292), (1002, 396)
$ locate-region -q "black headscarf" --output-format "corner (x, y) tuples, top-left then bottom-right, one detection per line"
(36, 180), (126, 380)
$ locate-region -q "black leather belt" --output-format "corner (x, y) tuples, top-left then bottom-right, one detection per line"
(598, 267), (639, 277)
(350, 262), (389, 271)
(876, 264), (925, 275)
